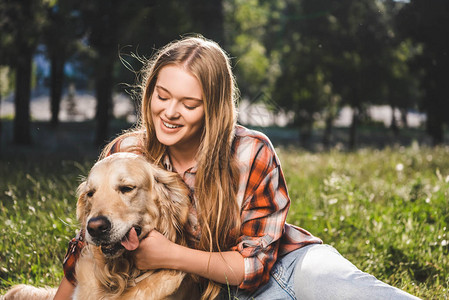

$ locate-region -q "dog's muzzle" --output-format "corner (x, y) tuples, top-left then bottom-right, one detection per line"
(87, 216), (142, 257)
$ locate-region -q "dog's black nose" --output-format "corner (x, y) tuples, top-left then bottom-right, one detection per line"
(87, 216), (111, 238)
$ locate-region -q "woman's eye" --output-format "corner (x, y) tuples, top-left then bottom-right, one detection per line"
(157, 94), (168, 101)
(119, 186), (135, 193)
(184, 104), (197, 110)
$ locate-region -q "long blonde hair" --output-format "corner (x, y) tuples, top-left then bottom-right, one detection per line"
(103, 36), (241, 299)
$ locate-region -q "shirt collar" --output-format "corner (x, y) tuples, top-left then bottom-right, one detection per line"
(162, 153), (197, 174)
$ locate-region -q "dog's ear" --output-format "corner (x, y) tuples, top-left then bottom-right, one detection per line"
(76, 181), (88, 227)
(151, 167), (190, 238)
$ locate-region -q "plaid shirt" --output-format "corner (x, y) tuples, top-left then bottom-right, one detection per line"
(223, 126), (322, 290)
(63, 125), (322, 291)
(162, 125), (322, 290)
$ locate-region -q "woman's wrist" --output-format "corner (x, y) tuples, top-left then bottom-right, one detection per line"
(169, 242), (185, 270)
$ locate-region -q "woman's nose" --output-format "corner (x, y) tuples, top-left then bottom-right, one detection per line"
(164, 99), (180, 119)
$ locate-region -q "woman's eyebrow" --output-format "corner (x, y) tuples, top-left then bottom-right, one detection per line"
(155, 85), (171, 94)
(155, 85), (203, 101)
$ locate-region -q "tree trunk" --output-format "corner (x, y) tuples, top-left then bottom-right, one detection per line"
(94, 56), (114, 146)
(13, 49), (32, 145)
(349, 107), (359, 150)
(390, 105), (399, 137)
(50, 53), (65, 126)
(323, 113), (333, 149)
(400, 108), (408, 129)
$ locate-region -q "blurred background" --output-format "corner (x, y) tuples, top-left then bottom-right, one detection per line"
(1, 0), (448, 158)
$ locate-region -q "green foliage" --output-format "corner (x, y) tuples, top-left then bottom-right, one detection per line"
(225, 0), (277, 97)
(279, 145), (449, 298)
(1, 147), (448, 298)
(0, 0), (48, 64)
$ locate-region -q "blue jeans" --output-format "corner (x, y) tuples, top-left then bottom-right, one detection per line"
(220, 244), (420, 300)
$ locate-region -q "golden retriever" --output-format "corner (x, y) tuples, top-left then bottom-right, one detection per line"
(3, 152), (195, 300)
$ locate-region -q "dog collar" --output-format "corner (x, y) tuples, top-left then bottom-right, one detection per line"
(133, 271), (153, 284)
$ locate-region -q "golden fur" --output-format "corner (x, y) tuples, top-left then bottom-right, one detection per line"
(3, 152), (196, 300)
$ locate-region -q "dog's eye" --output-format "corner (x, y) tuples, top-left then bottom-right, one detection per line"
(86, 190), (95, 198)
(119, 186), (135, 194)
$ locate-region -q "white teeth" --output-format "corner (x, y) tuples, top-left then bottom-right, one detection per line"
(163, 121), (181, 129)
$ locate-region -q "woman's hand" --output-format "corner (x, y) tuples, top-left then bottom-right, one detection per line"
(133, 230), (179, 270)
(133, 229), (244, 285)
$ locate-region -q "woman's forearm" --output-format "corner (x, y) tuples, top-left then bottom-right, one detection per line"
(171, 245), (245, 286)
(54, 276), (75, 300)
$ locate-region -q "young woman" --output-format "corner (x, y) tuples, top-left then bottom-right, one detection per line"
(55, 36), (420, 300)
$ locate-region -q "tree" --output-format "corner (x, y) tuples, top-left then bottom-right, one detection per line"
(80, 0), (121, 145)
(43, 1), (84, 126)
(267, 0), (398, 149)
(224, 0), (272, 98)
(372, 1), (417, 134)
(383, 40), (421, 134)
(397, 0), (449, 145)
(322, 0), (393, 149)
(273, 0), (340, 147)
(0, 0), (47, 145)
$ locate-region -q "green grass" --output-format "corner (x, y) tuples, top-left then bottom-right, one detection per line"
(1, 146), (448, 299)
(0, 159), (93, 291)
(279, 145), (448, 299)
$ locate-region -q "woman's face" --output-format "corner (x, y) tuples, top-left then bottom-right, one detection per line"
(150, 65), (205, 151)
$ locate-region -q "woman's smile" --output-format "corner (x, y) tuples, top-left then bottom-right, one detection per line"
(162, 120), (182, 129)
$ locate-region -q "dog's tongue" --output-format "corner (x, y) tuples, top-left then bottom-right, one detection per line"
(121, 227), (139, 251)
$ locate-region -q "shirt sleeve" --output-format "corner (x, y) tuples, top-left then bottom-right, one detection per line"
(232, 142), (291, 291)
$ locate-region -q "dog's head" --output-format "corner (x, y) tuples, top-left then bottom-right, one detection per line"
(76, 152), (190, 259)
